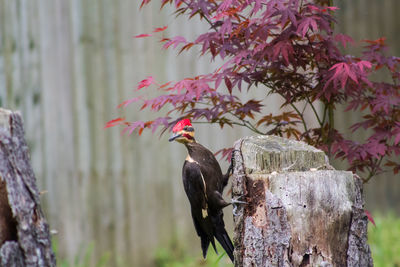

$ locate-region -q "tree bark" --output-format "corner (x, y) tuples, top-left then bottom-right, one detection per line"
(0, 108), (56, 266)
(232, 135), (373, 267)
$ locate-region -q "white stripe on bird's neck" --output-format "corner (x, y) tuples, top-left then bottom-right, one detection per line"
(185, 154), (198, 164)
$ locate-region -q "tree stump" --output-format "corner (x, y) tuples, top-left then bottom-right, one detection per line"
(0, 108), (55, 266)
(232, 135), (373, 267)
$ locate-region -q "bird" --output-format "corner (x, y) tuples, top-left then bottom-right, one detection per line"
(169, 118), (235, 262)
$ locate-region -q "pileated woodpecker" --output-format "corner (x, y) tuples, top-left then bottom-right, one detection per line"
(169, 119), (234, 262)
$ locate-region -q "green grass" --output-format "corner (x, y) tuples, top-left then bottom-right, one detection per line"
(368, 213), (400, 267)
(154, 241), (232, 267)
(52, 213), (400, 267)
(53, 237), (231, 267)
(155, 213), (400, 267)
(52, 239), (112, 267)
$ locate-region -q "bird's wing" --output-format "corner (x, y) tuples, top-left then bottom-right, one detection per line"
(182, 161), (208, 213)
(182, 161), (217, 257)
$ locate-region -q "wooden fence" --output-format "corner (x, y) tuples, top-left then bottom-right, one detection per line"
(335, 0), (400, 214)
(0, 0), (398, 265)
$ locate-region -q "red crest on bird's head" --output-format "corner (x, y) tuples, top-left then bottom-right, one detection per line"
(172, 119), (192, 132)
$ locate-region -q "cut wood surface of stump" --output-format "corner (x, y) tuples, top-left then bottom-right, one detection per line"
(232, 135), (373, 267)
(0, 108), (55, 267)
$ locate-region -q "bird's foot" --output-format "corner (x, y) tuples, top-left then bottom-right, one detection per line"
(233, 206), (239, 216)
(231, 195), (247, 216)
(231, 198), (247, 205)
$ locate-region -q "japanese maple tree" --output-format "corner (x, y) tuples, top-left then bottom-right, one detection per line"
(107, 0), (400, 182)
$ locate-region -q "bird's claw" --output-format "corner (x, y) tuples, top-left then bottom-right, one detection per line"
(231, 196), (248, 216)
(231, 199), (247, 205)
(232, 196), (247, 216)
(231, 195), (248, 205)
(233, 206), (239, 216)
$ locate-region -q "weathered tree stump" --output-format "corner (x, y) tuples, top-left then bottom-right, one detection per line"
(0, 108), (55, 266)
(232, 135), (373, 267)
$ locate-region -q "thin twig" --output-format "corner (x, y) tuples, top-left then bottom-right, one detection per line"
(306, 97), (322, 126)
(290, 103), (308, 133)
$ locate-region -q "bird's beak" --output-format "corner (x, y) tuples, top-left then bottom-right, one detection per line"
(169, 132), (181, 142)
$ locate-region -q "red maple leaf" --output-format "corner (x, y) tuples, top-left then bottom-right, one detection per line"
(153, 26), (168, 33)
(134, 33), (152, 38)
(137, 76), (155, 90)
(364, 210), (376, 227)
(105, 117), (126, 128)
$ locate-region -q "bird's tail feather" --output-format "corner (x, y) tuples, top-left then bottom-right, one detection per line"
(214, 228), (234, 262)
(210, 238), (218, 255)
(201, 237), (210, 259)
(201, 236), (218, 258)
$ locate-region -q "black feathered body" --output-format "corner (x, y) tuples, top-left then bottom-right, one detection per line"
(182, 142), (234, 262)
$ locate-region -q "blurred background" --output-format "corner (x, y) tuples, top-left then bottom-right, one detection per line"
(0, 0), (399, 266)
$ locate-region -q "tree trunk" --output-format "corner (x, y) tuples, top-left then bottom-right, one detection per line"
(0, 108), (56, 266)
(232, 135), (373, 267)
